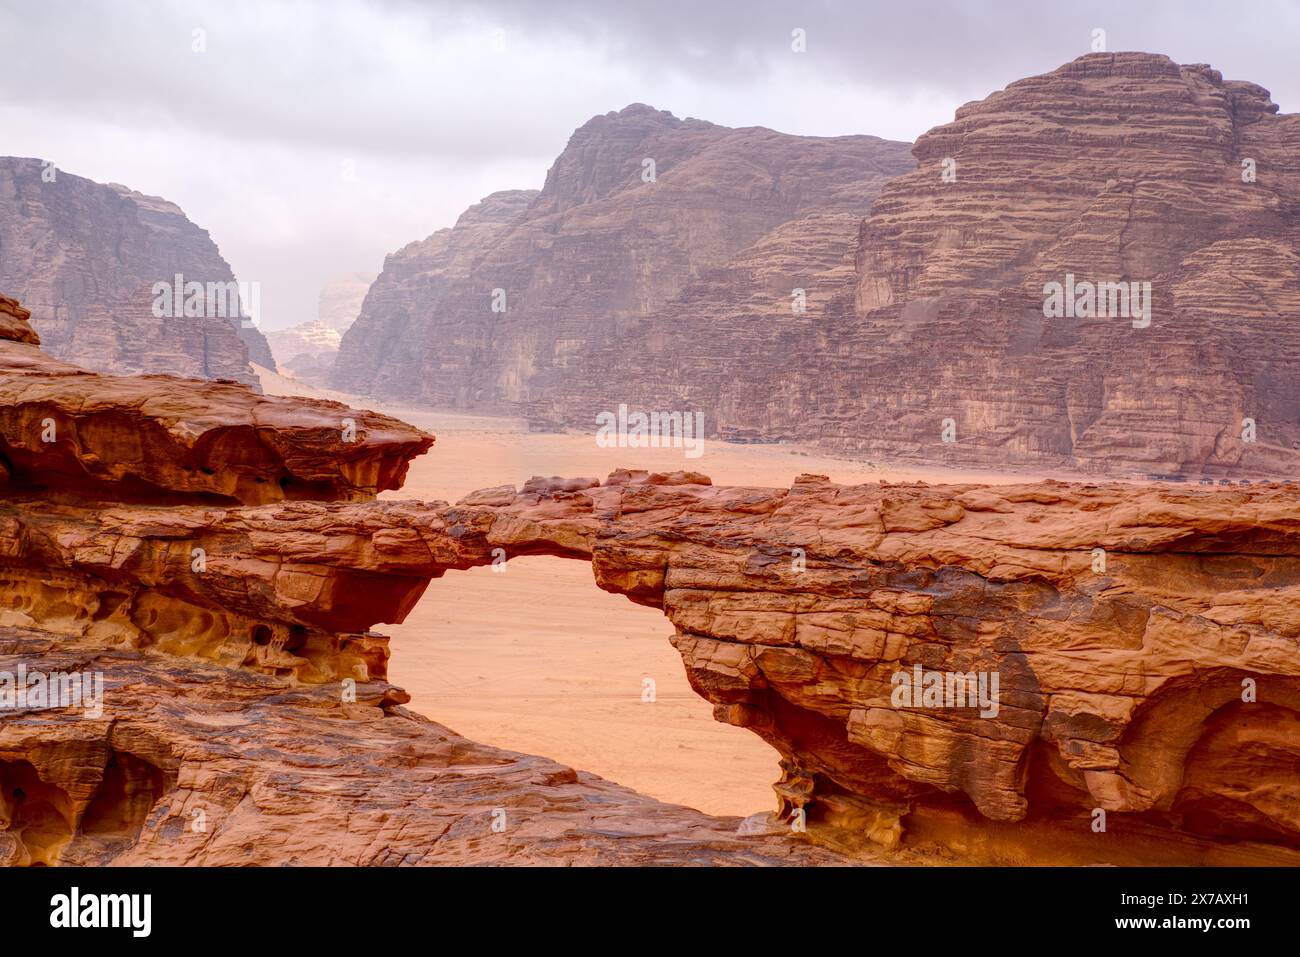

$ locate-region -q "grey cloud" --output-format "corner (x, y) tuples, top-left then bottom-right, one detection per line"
(445, 0), (1300, 111)
(6, 0), (1297, 165)
(1, 0), (1296, 333)
(0, 0), (583, 162)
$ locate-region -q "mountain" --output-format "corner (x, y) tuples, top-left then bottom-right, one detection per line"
(0, 157), (273, 385)
(536, 54), (1300, 478)
(315, 271), (375, 332)
(330, 105), (915, 403)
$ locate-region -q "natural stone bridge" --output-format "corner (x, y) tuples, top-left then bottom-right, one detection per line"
(2, 295), (1298, 866)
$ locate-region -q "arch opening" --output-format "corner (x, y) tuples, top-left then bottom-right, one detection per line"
(383, 554), (780, 817)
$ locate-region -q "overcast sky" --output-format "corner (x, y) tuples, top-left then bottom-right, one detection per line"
(2, 0), (1297, 331)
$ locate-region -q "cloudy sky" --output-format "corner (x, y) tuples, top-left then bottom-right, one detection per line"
(3, 0), (1297, 330)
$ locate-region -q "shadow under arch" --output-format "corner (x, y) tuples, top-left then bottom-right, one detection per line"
(1116, 668), (1300, 834)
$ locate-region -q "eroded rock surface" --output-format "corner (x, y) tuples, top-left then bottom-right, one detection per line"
(0, 626), (850, 867)
(5, 462), (1298, 861)
(0, 297), (854, 866)
(4, 294), (1296, 866)
(0, 297), (38, 346)
(0, 304), (431, 504)
(358, 473), (1300, 862)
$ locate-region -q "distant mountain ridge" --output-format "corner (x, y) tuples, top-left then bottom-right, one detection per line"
(330, 105), (915, 404)
(265, 271), (374, 383)
(533, 55), (1300, 477)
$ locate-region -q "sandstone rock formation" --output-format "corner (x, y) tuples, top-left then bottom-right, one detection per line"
(0, 300), (430, 506)
(0, 296), (38, 346)
(330, 106), (914, 405)
(278, 470), (1300, 864)
(0, 624), (853, 867)
(530, 55), (1300, 478)
(0, 157), (273, 386)
(4, 295), (1296, 866)
(0, 295), (849, 866)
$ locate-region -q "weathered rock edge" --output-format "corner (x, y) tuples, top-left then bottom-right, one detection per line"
(5, 466), (1298, 864)
(4, 296), (1297, 865)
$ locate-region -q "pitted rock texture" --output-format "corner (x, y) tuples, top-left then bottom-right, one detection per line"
(0, 157), (273, 385)
(330, 105), (913, 405)
(5, 298), (1296, 865)
(431, 472), (1300, 862)
(0, 304), (432, 505)
(534, 54), (1300, 478)
(0, 498), (460, 685)
(6, 464), (1298, 861)
(0, 626), (851, 867)
(0, 306), (856, 866)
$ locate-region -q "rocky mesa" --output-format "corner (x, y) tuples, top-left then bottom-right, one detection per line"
(529, 54), (1300, 478)
(330, 105), (914, 406)
(0, 157), (274, 386)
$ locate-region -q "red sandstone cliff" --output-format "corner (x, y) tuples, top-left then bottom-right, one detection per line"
(0, 157), (274, 385)
(528, 54), (1300, 478)
(329, 105), (914, 405)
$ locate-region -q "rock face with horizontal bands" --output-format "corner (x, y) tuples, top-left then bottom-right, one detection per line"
(418, 471), (1300, 864)
(330, 105), (914, 405)
(4, 294), (1297, 866)
(0, 295), (853, 866)
(0, 305), (431, 505)
(0, 625), (854, 867)
(534, 54), (1300, 477)
(0, 296), (38, 346)
(0, 157), (274, 385)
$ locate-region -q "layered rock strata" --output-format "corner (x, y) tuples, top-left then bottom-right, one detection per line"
(4, 297), (1297, 866)
(531, 55), (1300, 477)
(0, 624), (853, 867)
(0, 157), (273, 385)
(330, 106), (914, 406)
(0, 296), (429, 505)
(0, 297), (849, 866)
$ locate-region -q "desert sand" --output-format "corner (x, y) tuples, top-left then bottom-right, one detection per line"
(258, 366), (1048, 816)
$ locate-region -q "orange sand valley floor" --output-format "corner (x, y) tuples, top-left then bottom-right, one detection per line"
(259, 367), (1051, 816)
